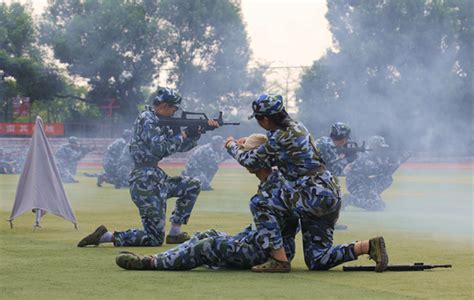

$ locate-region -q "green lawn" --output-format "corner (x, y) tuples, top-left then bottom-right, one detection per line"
(0, 167), (472, 299)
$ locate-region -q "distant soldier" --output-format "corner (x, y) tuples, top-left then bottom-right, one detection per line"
(0, 148), (15, 174)
(343, 136), (410, 211)
(181, 135), (227, 191)
(55, 136), (93, 183)
(316, 122), (355, 176)
(97, 129), (132, 187)
(113, 142), (133, 189)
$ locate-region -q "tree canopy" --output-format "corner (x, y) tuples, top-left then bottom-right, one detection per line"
(0, 2), (66, 122)
(40, 0), (263, 122)
(297, 0), (473, 154)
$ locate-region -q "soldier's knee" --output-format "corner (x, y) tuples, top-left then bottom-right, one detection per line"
(188, 177), (201, 190)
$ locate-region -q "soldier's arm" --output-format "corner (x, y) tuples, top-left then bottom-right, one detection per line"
(144, 120), (185, 158)
(226, 134), (277, 169)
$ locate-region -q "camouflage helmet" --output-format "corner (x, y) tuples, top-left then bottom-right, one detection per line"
(122, 129), (132, 139)
(249, 94), (284, 119)
(68, 136), (79, 145)
(330, 122), (351, 140)
(211, 135), (224, 145)
(152, 88), (182, 107)
(367, 135), (389, 149)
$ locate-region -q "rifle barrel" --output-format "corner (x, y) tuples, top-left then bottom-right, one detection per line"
(343, 264), (452, 272)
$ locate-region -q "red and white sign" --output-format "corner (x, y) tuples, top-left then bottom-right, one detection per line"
(0, 122), (64, 136)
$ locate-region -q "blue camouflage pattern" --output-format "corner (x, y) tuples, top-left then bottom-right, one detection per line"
(149, 221), (298, 270)
(55, 142), (88, 183)
(181, 143), (227, 190)
(316, 136), (351, 176)
(102, 137), (127, 182)
(227, 120), (356, 270)
(249, 94), (284, 118)
(113, 106), (201, 246)
(344, 149), (407, 211)
(227, 120), (324, 181)
(114, 142), (133, 188)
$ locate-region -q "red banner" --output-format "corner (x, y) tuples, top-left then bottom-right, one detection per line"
(0, 122), (64, 136)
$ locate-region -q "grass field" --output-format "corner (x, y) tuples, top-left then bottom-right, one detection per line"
(0, 166), (472, 299)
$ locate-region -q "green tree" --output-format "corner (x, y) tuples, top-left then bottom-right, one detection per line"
(297, 0), (473, 154)
(157, 0), (264, 116)
(0, 3), (66, 123)
(41, 0), (163, 121)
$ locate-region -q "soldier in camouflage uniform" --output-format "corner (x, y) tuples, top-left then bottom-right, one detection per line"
(225, 94), (389, 272)
(116, 222), (298, 271)
(0, 148), (14, 174)
(55, 137), (91, 183)
(113, 141), (134, 189)
(78, 88), (219, 248)
(181, 135), (227, 191)
(343, 136), (410, 211)
(97, 129), (132, 188)
(116, 134), (299, 271)
(316, 122), (354, 176)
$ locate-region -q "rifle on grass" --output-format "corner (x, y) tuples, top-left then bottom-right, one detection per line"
(343, 262), (452, 272)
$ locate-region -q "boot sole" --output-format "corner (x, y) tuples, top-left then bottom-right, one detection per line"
(77, 225), (107, 247)
(374, 237), (388, 272)
(251, 268), (291, 273)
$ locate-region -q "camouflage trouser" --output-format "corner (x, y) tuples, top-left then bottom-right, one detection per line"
(182, 168), (218, 190)
(114, 164), (132, 188)
(150, 227), (296, 270)
(113, 167), (201, 247)
(56, 161), (76, 183)
(301, 210), (357, 270)
(103, 159), (117, 177)
(345, 174), (393, 211)
(249, 192), (295, 250)
(294, 171), (357, 270)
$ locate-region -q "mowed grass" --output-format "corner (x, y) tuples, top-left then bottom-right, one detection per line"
(0, 166), (472, 299)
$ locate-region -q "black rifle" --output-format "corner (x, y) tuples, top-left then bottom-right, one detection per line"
(157, 111), (240, 135)
(337, 141), (369, 157)
(343, 262), (452, 272)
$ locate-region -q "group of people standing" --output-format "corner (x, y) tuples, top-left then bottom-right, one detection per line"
(77, 88), (390, 273)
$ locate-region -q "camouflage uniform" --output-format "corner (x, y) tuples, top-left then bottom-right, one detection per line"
(102, 137), (127, 183)
(316, 136), (351, 176)
(148, 219), (298, 270)
(55, 137), (88, 183)
(228, 94), (357, 270)
(344, 136), (407, 211)
(114, 142), (133, 188)
(0, 148), (14, 174)
(113, 105), (201, 247)
(181, 139), (226, 190)
(316, 122), (353, 176)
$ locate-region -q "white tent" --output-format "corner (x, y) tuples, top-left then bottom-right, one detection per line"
(8, 116), (77, 229)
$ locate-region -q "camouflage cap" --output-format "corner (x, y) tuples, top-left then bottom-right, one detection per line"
(68, 136), (79, 145)
(152, 88), (182, 107)
(330, 122), (351, 140)
(249, 94), (284, 119)
(122, 129), (132, 139)
(367, 135), (389, 149)
(211, 135), (224, 145)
